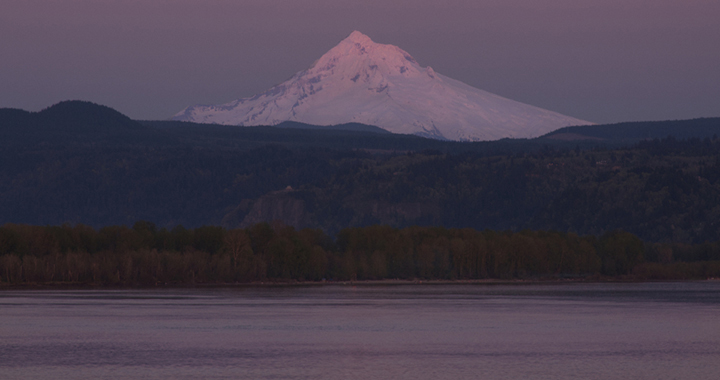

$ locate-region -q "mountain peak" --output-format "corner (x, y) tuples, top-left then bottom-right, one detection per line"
(343, 30), (374, 45)
(307, 31), (421, 81)
(174, 32), (592, 141)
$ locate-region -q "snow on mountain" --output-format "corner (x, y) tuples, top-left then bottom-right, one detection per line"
(173, 31), (591, 141)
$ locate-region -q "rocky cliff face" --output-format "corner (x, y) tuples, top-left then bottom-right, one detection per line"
(221, 187), (443, 233)
(222, 188), (315, 230)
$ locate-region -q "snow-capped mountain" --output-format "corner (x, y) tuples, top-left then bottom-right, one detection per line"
(174, 31), (591, 141)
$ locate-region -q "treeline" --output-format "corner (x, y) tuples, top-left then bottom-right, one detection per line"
(1, 222), (719, 286)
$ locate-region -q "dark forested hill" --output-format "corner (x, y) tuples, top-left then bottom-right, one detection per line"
(543, 118), (720, 143)
(1, 101), (144, 137)
(0, 101), (165, 148)
(2, 101), (720, 243)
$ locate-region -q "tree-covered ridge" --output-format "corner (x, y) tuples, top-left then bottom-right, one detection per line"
(1, 222), (718, 286)
(544, 118), (720, 142)
(4, 136), (720, 242)
(3, 101), (720, 243)
(4, 100), (720, 152)
(0, 101), (143, 137)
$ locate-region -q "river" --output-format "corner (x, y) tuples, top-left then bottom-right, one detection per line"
(1, 282), (719, 379)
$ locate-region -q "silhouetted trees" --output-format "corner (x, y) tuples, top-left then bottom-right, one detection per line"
(1, 222), (719, 286)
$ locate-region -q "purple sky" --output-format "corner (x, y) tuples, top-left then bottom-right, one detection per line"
(2, 0), (719, 124)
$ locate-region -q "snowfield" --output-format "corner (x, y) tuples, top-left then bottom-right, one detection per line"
(174, 31), (591, 141)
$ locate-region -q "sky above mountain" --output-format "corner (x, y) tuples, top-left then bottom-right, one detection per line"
(2, 0), (719, 124)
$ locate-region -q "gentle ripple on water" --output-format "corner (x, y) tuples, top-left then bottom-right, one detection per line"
(1, 282), (719, 380)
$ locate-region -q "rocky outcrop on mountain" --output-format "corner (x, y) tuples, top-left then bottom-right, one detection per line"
(221, 188), (315, 230)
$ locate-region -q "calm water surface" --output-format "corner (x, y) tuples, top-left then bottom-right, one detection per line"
(1, 282), (719, 379)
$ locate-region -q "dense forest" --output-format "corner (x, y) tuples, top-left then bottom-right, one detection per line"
(1, 222), (719, 286)
(3, 101), (720, 244)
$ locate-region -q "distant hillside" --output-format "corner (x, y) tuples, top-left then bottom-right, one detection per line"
(1, 101), (143, 133)
(4, 101), (720, 243)
(140, 120), (453, 152)
(274, 121), (391, 134)
(543, 118), (720, 143)
(0, 100), (154, 146)
(143, 119), (590, 154)
(3, 101), (718, 150)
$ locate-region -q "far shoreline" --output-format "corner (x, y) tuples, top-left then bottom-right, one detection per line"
(2, 276), (718, 291)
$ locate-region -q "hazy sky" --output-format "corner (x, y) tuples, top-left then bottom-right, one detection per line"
(2, 0), (719, 124)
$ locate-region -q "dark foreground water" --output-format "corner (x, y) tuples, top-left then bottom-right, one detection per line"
(1, 282), (719, 380)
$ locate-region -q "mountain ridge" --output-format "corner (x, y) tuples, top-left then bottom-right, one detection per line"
(543, 118), (720, 142)
(173, 31), (591, 141)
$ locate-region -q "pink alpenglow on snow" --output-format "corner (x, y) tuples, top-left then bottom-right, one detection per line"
(174, 31), (591, 141)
